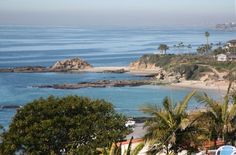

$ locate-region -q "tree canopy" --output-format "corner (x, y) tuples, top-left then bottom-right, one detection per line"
(0, 95), (129, 154)
(205, 31), (210, 38)
(204, 31), (210, 53)
(158, 44), (169, 54)
(196, 44), (212, 55)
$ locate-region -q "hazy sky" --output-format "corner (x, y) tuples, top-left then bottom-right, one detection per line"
(0, 0), (235, 27)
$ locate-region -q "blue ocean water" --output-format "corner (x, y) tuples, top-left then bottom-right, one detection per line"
(0, 26), (234, 127)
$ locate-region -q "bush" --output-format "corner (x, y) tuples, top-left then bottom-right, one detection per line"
(213, 47), (226, 55)
(139, 54), (175, 67)
(174, 64), (211, 80)
(137, 53), (233, 79)
(0, 96), (129, 154)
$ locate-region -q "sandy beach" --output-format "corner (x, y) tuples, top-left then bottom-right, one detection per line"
(81, 66), (161, 76)
(171, 80), (232, 92)
(82, 66), (129, 72)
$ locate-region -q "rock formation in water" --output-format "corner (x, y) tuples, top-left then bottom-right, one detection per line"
(0, 57), (93, 73)
(0, 66), (48, 73)
(35, 80), (161, 89)
(50, 57), (93, 71)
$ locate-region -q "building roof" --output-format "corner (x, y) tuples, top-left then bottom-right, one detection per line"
(227, 40), (236, 44)
(228, 54), (236, 59)
(204, 140), (224, 149)
(217, 54), (227, 57)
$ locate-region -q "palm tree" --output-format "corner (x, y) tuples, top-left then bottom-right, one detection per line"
(205, 31), (210, 53)
(187, 44), (192, 53)
(195, 82), (236, 146)
(158, 44), (169, 54)
(141, 91), (206, 155)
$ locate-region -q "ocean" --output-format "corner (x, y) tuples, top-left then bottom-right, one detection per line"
(0, 25), (234, 127)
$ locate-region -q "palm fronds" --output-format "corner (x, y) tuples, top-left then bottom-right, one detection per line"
(141, 90), (204, 154)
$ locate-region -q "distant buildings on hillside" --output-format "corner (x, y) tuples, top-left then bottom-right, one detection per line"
(217, 40), (236, 62)
(216, 22), (236, 30)
(225, 40), (236, 48)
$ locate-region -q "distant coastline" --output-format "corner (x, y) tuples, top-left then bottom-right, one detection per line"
(1, 54), (234, 92)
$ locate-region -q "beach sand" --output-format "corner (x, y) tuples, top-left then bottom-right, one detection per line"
(81, 66), (161, 76)
(82, 66), (129, 72)
(80, 66), (234, 92)
(171, 80), (231, 92)
(126, 123), (146, 139)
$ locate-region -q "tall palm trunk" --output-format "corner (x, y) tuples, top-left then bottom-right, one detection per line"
(206, 37), (209, 53)
(205, 31), (210, 53)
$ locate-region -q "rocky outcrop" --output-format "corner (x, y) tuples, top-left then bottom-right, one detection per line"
(35, 80), (163, 89)
(0, 66), (48, 73)
(103, 68), (128, 73)
(153, 70), (182, 83)
(129, 57), (182, 83)
(0, 57), (93, 73)
(0, 105), (22, 109)
(50, 57), (92, 71)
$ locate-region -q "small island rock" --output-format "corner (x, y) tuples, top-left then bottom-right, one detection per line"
(50, 57), (93, 71)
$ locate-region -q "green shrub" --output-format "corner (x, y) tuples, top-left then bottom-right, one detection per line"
(173, 64), (211, 80)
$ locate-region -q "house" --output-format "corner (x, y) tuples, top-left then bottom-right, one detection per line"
(226, 40), (236, 48)
(217, 54), (227, 62)
(228, 54), (236, 61)
(224, 40), (236, 53)
(216, 53), (236, 62)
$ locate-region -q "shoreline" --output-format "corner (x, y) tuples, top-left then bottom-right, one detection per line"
(170, 80), (230, 92)
(0, 65), (233, 92)
(34, 78), (232, 93)
(0, 66), (161, 77)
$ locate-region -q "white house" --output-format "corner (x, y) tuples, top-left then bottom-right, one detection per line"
(217, 54), (227, 62)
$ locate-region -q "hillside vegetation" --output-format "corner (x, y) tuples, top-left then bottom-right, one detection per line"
(133, 54), (236, 80)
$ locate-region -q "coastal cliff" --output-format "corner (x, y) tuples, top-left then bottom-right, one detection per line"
(129, 59), (158, 70)
(129, 54), (181, 82)
(129, 54), (234, 83)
